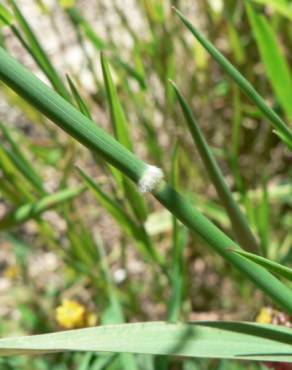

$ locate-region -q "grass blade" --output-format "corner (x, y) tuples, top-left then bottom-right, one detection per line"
(77, 167), (164, 267)
(0, 186), (84, 230)
(171, 81), (259, 253)
(8, 0), (71, 101)
(0, 122), (45, 193)
(168, 144), (188, 322)
(92, 238), (138, 370)
(246, 1), (292, 119)
(173, 7), (292, 149)
(156, 146), (188, 370)
(252, 0), (292, 21)
(0, 321), (291, 362)
(1, 46), (292, 312)
(101, 54), (148, 222)
(112, 56), (146, 90)
(100, 54), (134, 153)
(0, 144), (35, 201)
(65, 214), (100, 269)
(0, 3), (13, 27)
(0, 47), (147, 182)
(257, 175), (270, 257)
(0, 177), (23, 204)
(231, 249), (292, 281)
(154, 184), (292, 313)
(66, 7), (108, 51)
(66, 75), (92, 119)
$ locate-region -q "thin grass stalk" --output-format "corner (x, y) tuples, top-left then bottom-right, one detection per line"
(171, 81), (259, 253)
(173, 7), (292, 149)
(0, 47), (292, 312)
(0, 122), (45, 193)
(8, 0), (71, 101)
(0, 186), (85, 230)
(231, 249), (292, 281)
(0, 145), (35, 201)
(93, 239), (138, 370)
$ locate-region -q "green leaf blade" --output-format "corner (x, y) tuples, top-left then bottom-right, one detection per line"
(0, 3), (14, 27)
(1, 45), (292, 312)
(173, 7), (292, 148)
(0, 322), (291, 362)
(171, 81), (259, 253)
(101, 53), (148, 222)
(8, 0), (71, 101)
(246, 1), (292, 119)
(0, 186), (84, 230)
(231, 249), (292, 281)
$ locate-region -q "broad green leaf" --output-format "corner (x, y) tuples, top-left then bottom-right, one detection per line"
(173, 7), (292, 149)
(246, 1), (292, 119)
(0, 321), (291, 362)
(231, 249), (292, 281)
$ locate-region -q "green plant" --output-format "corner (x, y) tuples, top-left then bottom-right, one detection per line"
(0, 2), (291, 369)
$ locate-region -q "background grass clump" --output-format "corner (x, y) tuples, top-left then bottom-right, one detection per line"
(0, 0), (292, 369)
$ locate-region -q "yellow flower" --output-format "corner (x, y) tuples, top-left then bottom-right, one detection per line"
(256, 307), (272, 324)
(55, 299), (86, 329)
(4, 265), (21, 279)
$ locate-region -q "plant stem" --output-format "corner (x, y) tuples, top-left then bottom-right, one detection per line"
(0, 46), (291, 313)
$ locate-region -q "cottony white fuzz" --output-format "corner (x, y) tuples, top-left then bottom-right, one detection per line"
(138, 165), (164, 193)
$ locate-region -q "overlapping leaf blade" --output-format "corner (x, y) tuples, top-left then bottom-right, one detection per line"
(0, 321), (291, 362)
(246, 1), (292, 119)
(173, 7), (292, 149)
(171, 81), (259, 253)
(231, 249), (292, 281)
(0, 46), (292, 312)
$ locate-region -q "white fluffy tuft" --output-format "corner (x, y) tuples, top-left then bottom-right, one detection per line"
(138, 165), (164, 193)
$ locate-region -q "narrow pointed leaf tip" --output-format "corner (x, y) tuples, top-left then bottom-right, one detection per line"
(138, 165), (164, 193)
